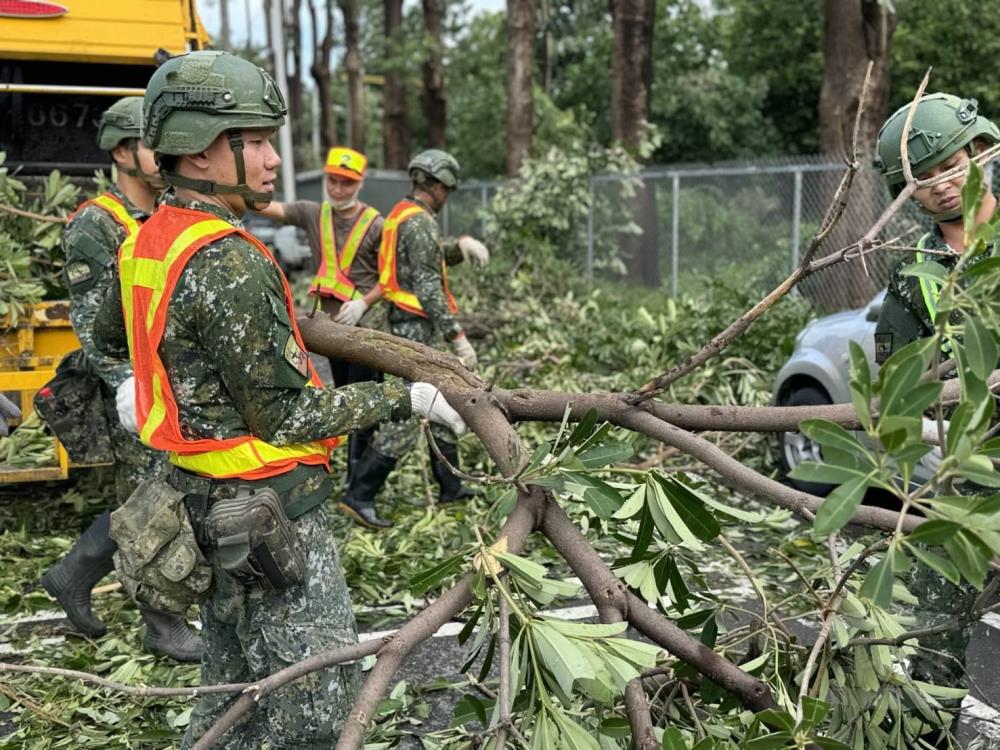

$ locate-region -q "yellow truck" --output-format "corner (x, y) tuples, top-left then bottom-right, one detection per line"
(0, 0), (210, 174)
(0, 1), (210, 481)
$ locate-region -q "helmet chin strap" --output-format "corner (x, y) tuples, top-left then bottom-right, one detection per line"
(121, 140), (167, 191)
(161, 133), (274, 211)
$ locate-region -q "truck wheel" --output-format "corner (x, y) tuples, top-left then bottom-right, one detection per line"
(777, 385), (834, 496)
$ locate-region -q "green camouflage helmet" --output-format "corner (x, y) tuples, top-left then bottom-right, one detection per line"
(408, 149), (461, 189)
(875, 93), (999, 197)
(97, 96), (143, 150)
(143, 50), (286, 154)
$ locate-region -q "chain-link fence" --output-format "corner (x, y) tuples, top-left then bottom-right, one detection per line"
(297, 156), (996, 313)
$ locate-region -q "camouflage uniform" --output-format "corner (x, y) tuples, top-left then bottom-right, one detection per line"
(371, 195), (464, 459)
(876, 229), (997, 691)
(95, 193), (411, 747)
(62, 185), (166, 502)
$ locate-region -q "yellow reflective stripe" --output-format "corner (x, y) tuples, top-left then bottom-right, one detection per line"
(140, 372), (168, 445)
(338, 206), (378, 270)
(93, 193), (141, 237)
(915, 233), (939, 320)
(170, 438), (328, 476)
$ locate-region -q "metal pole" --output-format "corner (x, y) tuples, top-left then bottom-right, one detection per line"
(791, 169), (802, 271)
(311, 90), (320, 165)
(480, 185), (488, 238)
(270, 0), (297, 201)
(671, 174), (679, 299)
(586, 179), (595, 280)
(0, 83), (145, 96)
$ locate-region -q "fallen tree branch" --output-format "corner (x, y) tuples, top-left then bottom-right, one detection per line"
(0, 661), (248, 698)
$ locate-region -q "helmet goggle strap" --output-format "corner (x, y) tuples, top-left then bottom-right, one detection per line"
(161, 132), (274, 211)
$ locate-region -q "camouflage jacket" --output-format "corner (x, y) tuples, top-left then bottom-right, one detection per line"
(875, 226), (994, 364)
(62, 185), (144, 389)
(388, 195), (464, 340)
(94, 193), (410, 446)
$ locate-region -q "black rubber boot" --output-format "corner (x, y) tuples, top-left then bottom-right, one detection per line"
(430, 442), (482, 504)
(140, 606), (204, 662)
(338, 448), (396, 529)
(40, 510), (116, 637)
(345, 425), (376, 489)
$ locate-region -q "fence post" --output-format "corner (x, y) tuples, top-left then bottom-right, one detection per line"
(791, 169), (803, 271)
(586, 178), (595, 280)
(671, 174), (680, 299)
(480, 185), (488, 238)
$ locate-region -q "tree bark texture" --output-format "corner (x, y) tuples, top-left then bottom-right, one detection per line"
(808, 1), (899, 310)
(286, 0), (305, 164)
(421, 0), (447, 149)
(219, 0), (232, 50)
(307, 0), (337, 152)
(383, 0), (411, 169)
(505, 0), (535, 176)
(338, 0), (365, 150)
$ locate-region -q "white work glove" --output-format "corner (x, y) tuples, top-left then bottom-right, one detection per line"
(408, 382), (467, 436)
(334, 298), (368, 326)
(458, 236), (490, 267)
(451, 333), (478, 369)
(116, 376), (138, 434)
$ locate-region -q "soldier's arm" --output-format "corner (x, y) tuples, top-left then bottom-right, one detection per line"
(441, 236), (463, 266)
(62, 216), (133, 387)
(188, 241), (410, 445)
(399, 217), (463, 340)
(874, 269), (932, 365)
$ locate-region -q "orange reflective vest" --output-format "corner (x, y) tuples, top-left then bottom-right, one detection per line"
(73, 192), (142, 238)
(310, 202), (380, 301)
(118, 204), (338, 480)
(378, 200), (458, 318)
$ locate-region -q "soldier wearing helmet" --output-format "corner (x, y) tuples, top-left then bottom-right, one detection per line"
(338, 148), (491, 529)
(874, 93), (999, 364)
(92, 51), (467, 747)
(40, 96), (203, 663)
(873, 93), (999, 740)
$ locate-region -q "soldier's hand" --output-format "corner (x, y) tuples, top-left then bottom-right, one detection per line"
(0, 393), (20, 436)
(451, 333), (478, 370)
(458, 236), (490, 267)
(334, 298), (368, 326)
(409, 382), (467, 436)
(116, 376), (139, 434)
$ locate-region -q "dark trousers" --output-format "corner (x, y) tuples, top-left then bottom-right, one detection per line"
(328, 358), (383, 490)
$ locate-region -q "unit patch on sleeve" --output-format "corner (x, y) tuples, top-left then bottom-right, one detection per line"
(65, 261), (93, 286)
(874, 333), (893, 364)
(282, 332), (309, 377)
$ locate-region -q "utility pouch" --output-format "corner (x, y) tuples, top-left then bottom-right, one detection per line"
(204, 486), (305, 591)
(109, 478), (213, 615)
(33, 349), (113, 464)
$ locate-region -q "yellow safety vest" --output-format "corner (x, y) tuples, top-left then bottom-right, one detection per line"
(310, 203), (379, 301)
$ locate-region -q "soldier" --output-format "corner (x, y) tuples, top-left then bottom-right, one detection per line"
(874, 93), (999, 737)
(40, 97), (202, 662)
(94, 50), (466, 746)
(340, 149), (490, 528)
(255, 146), (386, 490)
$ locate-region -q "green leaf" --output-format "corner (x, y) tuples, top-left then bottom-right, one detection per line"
(532, 622), (594, 696)
(812, 737), (852, 750)
(800, 419), (867, 454)
(799, 697), (830, 730)
(755, 709), (795, 731)
(612, 484), (646, 519)
(859, 554), (896, 608)
(568, 407), (598, 446)
(962, 160), (985, 236)
(600, 636), (662, 669)
(598, 717), (632, 739)
(409, 551), (466, 595)
(746, 731), (793, 749)
(661, 727), (690, 750)
(789, 461), (868, 485)
(944, 530), (991, 588)
(904, 542), (961, 586)
(813, 472), (872, 535)
(905, 520), (961, 546)
(543, 619), (627, 639)
(654, 475), (721, 541)
(900, 260), (948, 284)
(561, 471), (624, 518)
(577, 440), (634, 469)
(551, 711), (601, 749)
(963, 313), (998, 381)
(451, 694), (491, 727)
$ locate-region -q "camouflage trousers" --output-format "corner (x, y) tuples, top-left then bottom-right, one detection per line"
(101, 387), (167, 504)
(180, 472), (360, 749)
(370, 317), (458, 459)
(907, 561), (993, 691)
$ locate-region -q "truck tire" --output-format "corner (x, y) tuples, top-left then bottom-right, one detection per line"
(777, 385), (834, 496)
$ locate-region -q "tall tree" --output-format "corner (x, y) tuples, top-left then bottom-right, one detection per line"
(610, 0), (658, 286)
(505, 0), (535, 176)
(307, 0), (337, 152)
(421, 0), (447, 148)
(218, 0), (232, 49)
(383, 0), (411, 168)
(286, 0), (306, 164)
(819, 0), (896, 159)
(338, 0), (365, 150)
